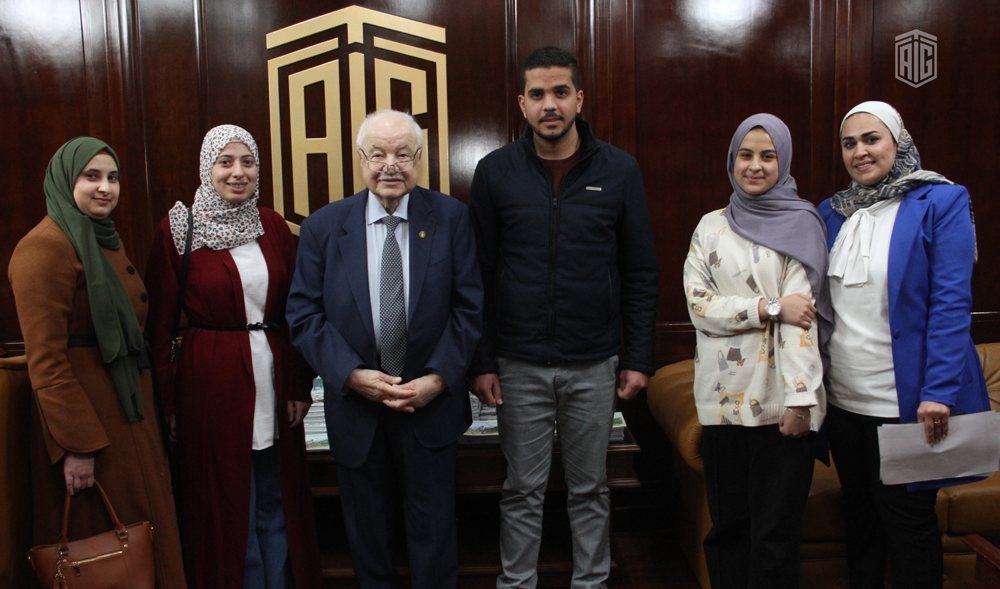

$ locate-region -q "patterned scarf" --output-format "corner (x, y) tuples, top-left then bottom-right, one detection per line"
(168, 125), (264, 254)
(830, 128), (952, 217)
(830, 122), (976, 261)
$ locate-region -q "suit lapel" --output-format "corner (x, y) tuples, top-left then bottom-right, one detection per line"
(887, 185), (931, 315)
(339, 193), (376, 345)
(406, 187), (436, 323)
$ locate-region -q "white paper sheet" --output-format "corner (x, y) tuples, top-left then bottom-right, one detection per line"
(877, 411), (1000, 485)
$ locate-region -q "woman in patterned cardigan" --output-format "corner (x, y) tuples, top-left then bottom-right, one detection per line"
(682, 113), (830, 589)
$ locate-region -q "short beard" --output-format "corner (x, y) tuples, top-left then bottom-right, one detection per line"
(529, 115), (576, 144)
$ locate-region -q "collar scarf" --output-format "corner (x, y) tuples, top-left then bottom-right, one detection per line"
(830, 101), (975, 262)
(723, 114), (833, 352)
(44, 137), (145, 421)
(168, 125), (264, 254)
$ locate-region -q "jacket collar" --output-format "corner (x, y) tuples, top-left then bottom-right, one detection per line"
(520, 117), (600, 161)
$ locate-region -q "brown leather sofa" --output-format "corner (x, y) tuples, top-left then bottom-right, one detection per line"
(0, 355), (32, 588)
(648, 342), (1000, 589)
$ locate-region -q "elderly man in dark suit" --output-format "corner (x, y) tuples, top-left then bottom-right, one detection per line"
(287, 109), (483, 589)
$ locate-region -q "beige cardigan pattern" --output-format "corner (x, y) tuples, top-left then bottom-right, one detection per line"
(683, 209), (826, 430)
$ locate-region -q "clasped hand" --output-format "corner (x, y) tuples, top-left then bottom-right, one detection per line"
(759, 293), (816, 329)
(348, 368), (444, 413)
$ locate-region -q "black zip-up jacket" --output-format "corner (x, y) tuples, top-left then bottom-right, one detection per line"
(468, 118), (658, 376)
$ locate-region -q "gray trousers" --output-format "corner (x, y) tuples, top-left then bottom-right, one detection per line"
(495, 355), (618, 589)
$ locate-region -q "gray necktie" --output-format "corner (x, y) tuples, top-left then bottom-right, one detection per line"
(379, 215), (406, 376)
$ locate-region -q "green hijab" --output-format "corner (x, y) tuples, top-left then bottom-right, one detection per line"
(44, 137), (145, 422)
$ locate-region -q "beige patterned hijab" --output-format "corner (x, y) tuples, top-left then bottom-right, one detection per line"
(168, 124), (264, 254)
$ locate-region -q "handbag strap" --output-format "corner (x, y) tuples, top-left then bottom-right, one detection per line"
(58, 481), (127, 546)
(170, 208), (195, 344)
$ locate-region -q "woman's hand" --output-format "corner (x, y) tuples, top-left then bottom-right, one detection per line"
(757, 294), (816, 329)
(779, 294), (816, 329)
(779, 407), (811, 438)
(287, 400), (311, 428)
(63, 452), (95, 495)
(917, 401), (950, 444)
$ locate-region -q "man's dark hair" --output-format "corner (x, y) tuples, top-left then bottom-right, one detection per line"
(521, 46), (581, 91)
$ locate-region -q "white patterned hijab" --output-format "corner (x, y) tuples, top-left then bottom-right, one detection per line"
(168, 124), (264, 254)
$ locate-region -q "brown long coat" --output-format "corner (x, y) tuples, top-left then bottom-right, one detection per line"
(8, 217), (186, 589)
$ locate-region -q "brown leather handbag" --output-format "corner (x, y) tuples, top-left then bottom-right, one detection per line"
(28, 481), (155, 589)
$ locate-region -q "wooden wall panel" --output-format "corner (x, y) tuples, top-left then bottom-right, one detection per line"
(187, 0), (514, 211)
(2, 0), (999, 359)
(864, 0), (1000, 342)
(0, 0), (137, 352)
(0, 2), (89, 347)
(135, 0), (203, 226)
(634, 0), (819, 363)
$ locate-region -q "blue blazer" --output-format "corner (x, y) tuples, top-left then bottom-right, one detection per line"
(287, 187), (483, 468)
(820, 184), (990, 488)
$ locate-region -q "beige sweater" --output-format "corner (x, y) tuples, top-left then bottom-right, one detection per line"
(683, 209), (825, 430)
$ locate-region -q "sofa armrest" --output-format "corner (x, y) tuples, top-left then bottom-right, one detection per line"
(647, 359), (704, 474)
(937, 470), (1000, 534)
(976, 343), (1000, 410)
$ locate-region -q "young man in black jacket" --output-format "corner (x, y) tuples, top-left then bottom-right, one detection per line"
(468, 46), (658, 588)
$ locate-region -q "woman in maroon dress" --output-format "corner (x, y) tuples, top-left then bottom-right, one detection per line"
(146, 125), (322, 589)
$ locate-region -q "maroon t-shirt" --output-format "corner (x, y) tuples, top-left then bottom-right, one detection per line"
(542, 147), (583, 198)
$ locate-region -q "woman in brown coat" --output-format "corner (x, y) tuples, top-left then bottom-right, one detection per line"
(8, 137), (186, 588)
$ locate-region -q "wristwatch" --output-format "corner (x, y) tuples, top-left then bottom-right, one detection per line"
(765, 297), (781, 320)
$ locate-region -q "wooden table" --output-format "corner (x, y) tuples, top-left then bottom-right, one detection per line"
(307, 432), (642, 587)
(962, 533), (1000, 589)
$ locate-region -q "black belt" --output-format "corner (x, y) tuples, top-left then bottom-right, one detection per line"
(68, 334), (99, 348)
(188, 322), (280, 332)
(66, 334), (152, 369)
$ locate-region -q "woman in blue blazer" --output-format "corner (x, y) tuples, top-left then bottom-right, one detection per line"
(818, 101), (989, 589)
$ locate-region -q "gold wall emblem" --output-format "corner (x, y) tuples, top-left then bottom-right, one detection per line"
(267, 6), (449, 234)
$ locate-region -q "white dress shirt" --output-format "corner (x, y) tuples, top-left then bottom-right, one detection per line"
(230, 240), (278, 450)
(366, 192), (410, 351)
(826, 197), (902, 417)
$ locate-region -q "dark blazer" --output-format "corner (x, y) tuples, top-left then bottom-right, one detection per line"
(820, 183), (990, 489)
(287, 186), (483, 468)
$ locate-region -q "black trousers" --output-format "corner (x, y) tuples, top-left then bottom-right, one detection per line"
(336, 407), (459, 589)
(826, 404), (942, 589)
(701, 424), (816, 589)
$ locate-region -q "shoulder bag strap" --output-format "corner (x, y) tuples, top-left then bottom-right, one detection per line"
(168, 209), (194, 361)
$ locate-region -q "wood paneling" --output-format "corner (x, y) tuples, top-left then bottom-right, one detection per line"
(634, 0), (818, 363)
(0, 0), (118, 350)
(865, 0), (1000, 335)
(2, 0), (999, 358)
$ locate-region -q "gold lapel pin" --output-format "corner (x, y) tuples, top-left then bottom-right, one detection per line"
(419, 231), (426, 238)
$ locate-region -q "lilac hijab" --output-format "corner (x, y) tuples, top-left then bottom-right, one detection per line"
(724, 113), (832, 350)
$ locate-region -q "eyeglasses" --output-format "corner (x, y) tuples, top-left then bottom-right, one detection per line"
(359, 149), (420, 173)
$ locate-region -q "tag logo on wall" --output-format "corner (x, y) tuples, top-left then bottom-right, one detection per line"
(895, 29), (937, 89)
(267, 6), (449, 234)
